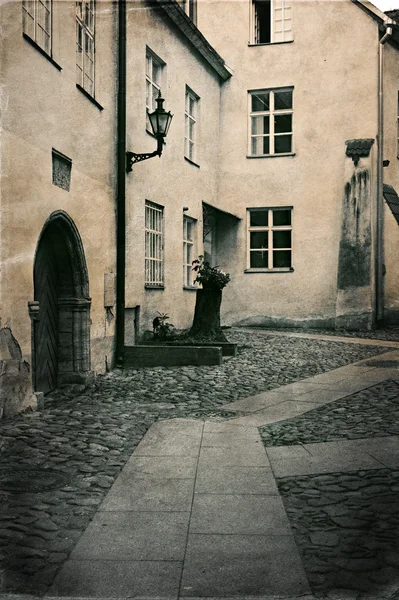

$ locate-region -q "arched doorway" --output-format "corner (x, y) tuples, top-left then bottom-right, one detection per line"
(31, 212), (91, 394)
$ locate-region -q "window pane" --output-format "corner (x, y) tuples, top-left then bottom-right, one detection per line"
(251, 136), (266, 155)
(274, 90), (292, 110)
(273, 230), (291, 249)
(274, 114), (292, 134)
(153, 62), (161, 85)
(189, 118), (195, 139)
(263, 136), (270, 154)
(252, 92), (269, 112)
(275, 135), (292, 153)
(250, 231), (268, 249)
(187, 221), (193, 241)
(251, 115), (269, 135)
(251, 251), (268, 268)
(273, 250), (291, 268)
(250, 210), (268, 226)
(189, 96), (195, 116)
(273, 209), (291, 226)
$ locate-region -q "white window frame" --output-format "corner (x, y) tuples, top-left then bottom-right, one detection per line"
(183, 216), (197, 288)
(248, 87), (293, 157)
(146, 49), (165, 132)
(76, 0), (95, 97)
(181, 0), (197, 24)
(22, 0), (52, 55)
(247, 207), (293, 271)
(145, 201), (164, 288)
(250, 0), (293, 45)
(185, 87), (199, 164)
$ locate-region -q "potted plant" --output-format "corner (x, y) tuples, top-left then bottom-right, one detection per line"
(188, 256), (230, 341)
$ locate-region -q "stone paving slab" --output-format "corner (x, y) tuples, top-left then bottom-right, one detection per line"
(268, 438), (388, 478)
(230, 401), (323, 426)
(69, 511), (190, 561)
(189, 494), (292, 535)
(48, 560), (182, 598)
(100, 474), (195, 512)
(179, 534), (310, 598)
(239, 327), (399, 347)
(195, 464), (279, 495)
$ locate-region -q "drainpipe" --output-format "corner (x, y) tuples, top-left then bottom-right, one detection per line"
(376, 19), (393, 325)
(116, 0), (127, 366)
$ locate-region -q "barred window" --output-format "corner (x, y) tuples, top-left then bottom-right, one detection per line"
(23, 0), (52, 55)
(145, 201), (164, 287)
(76, 0), (95, 97)
(247, 207), (293, 270)
(183, 216), (196, 287)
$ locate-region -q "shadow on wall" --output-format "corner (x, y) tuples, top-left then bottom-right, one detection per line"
(0, 327), (37, 419)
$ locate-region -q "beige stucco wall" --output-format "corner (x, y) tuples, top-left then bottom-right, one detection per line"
(124, 1), (223, 336)
(0, 1), (117, 385)
(382, 40), (399, 321)
(198, 0), (380, 327)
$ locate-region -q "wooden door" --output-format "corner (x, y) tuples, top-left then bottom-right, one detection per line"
(34, 231), (60, 394)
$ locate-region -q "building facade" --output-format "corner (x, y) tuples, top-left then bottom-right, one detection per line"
(2, 0), (399, 417)
(0, 0), (118, 416)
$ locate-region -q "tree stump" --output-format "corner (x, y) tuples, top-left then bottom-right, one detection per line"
(188, 288), (228, 342)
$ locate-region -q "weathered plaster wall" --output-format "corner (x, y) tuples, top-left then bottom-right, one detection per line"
(198, 0), (380, 328)
(335, 155), (375, 329)
(125, 1), (223, 336)
(0, 0), (117, 414)
(382, 41), (399, 323)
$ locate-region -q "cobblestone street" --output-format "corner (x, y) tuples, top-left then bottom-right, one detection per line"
(0, 328), (398, 598)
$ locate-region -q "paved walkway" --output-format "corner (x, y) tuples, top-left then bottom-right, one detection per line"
(44, 349), (399, 600)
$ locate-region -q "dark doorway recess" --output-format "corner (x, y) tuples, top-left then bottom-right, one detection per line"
(31, 211), (91, 394)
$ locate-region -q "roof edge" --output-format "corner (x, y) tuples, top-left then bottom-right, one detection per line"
(147, 0), (233, 81)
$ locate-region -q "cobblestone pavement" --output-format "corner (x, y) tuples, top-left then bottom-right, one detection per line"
(259, 379), (399, 446)
(0, 330), (393, 595)
(278, 469), (399, 598)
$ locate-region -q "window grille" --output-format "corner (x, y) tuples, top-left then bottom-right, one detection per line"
(247, 207), (293, 270)
(145, 201), (164, 287)
(23, 0), (52, 55)
(76, 0), (95, 97)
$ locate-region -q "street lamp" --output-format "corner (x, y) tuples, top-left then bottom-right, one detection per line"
(126, 91), (173, 172)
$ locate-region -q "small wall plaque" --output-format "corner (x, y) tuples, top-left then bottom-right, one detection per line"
(52, 149), (72, 191)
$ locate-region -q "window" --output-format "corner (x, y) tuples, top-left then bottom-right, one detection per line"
(22, 0), (52, 55)
(182, 0), (197, 24)
(145, 201), (164, 287)
(251, 0), (293, 44)
(146, 50), (164, 131)
(76, 0), (95, 97)
(247, 208), (293, 270)
(185, 88), (199, 163)
(249, 88), (293, 156)
(183, 216), (196, 287)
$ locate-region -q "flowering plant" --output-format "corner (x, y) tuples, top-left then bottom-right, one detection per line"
(192, 256), (230, 290)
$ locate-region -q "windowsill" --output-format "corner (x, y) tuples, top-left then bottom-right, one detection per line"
(183, 285), (198, 291)
(244, 268), (294, 273)
(76, 84), (104, 111)
(23, 34), (62, 70)
(247, 153), (296, 159)
(184, 157), (200, 168)
(248, 40), (294, 47)
(145, 284), (165, 290)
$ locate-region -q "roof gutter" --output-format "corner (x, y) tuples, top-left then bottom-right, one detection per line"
(375, 17), (393, 324)
(116, 0), (127, 366)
